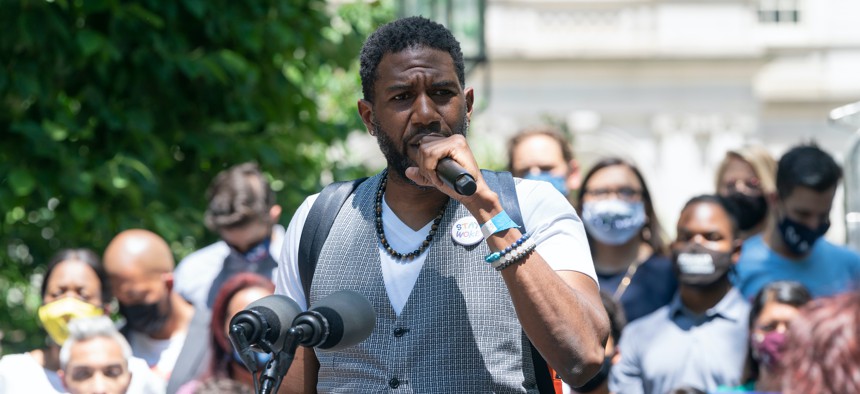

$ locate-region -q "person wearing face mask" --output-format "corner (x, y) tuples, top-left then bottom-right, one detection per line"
(575, 157), (677, 323)
(610, 195), (750, 394)
(173, 162), (284, 311)
(507, 126), (582, 200)
(177, 273), (277, 394)
(0, 248), (163, 394)
(715, 146), (777, 240)
(733, 144), (860, 299)
(717, 281), (811, 392)
(104, 229), (210, 393)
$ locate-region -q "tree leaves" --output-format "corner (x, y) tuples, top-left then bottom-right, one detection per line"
(0, 0), (393, 355)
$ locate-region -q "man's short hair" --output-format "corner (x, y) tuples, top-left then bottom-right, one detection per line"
(359, 16), (465, 102)
(59, 316), (132, 370)
(681, 194), (741, 240)
(204, 162), (275, 231)
(506, 126), (574, 172)
(776, 144), (843, 199)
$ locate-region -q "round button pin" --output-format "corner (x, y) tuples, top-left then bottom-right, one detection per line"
(451, 216), (483, 246)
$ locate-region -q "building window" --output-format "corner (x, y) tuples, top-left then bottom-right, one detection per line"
(758, 0), (800, 24)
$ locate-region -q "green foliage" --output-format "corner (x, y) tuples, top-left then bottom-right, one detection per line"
(0, 0), (393, 355)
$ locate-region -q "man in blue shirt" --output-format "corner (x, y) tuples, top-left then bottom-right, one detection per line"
(610, 195), (749, 394)
(734, 144), (860, 299)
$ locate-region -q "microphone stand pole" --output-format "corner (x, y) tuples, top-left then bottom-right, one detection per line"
(257, 326), (309, 394)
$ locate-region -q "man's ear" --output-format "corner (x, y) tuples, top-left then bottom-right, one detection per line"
(730, 239), (743, 265)
(58, 369), (67, 388)
(358, 99), (375, 136)
(464, 87), (475, 120)
(163, 272), (174, 293)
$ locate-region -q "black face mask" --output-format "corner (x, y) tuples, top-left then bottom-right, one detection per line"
(120, 296), (171, 334)
(574, 356), (612, 393)
(672, 243), (734, 288)
(777, 215), (829, 256)
(724, 192), (767, 231)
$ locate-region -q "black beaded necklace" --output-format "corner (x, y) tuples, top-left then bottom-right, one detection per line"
(375, 171), (448, 260)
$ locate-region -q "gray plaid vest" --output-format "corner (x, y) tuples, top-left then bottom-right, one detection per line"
(310, 172), (539, 393)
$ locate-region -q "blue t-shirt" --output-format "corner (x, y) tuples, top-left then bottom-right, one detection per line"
(733, 234), (860, 299)
(598, 254), (678, 322)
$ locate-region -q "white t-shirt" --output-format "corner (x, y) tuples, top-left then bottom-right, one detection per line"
(0, 352), (165, 394)
(275, 178), (596, 312)
(128, 330), (187, 382)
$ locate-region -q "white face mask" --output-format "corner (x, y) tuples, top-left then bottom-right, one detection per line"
(582, 199), (646, 245)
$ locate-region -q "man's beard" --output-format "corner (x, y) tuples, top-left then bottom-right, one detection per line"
(372, 115), (469, 184)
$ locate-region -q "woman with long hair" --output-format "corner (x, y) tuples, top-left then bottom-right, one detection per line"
(576, 157), (676, 322)
(178, 273), (277, 394)
(730, 281), (811, 392)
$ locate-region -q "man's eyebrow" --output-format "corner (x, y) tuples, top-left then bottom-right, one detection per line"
(431, 80), (458, 89)
(384, 80), (459, 92)
(384, 84), (412, 93)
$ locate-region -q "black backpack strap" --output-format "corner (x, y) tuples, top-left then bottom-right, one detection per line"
(480, 170), (525, 232)
(298, 177), (367, 302)
(482, 170), (557, 394)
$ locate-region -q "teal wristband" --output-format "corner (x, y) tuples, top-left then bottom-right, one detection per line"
(480, 211), (520, 239)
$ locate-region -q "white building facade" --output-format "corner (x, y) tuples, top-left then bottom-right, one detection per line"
(465, 0), (860, 241)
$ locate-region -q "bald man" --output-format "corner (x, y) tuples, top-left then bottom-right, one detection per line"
(104, 229), (210, 393)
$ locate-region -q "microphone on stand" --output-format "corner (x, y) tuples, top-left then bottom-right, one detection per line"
(228, 295), (302, 372)
(290, 289), (377, 351)
(437, 158), (477, 196)
(230, 291), (376, 394)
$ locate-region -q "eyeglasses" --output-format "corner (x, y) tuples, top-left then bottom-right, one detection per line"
(583, 187), (642, 201)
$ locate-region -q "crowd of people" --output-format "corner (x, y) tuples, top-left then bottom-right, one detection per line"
(2, 15), (860, 394)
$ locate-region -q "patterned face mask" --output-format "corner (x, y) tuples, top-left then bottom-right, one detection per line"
(582, 199), (646, 245)
(777, 215), (829, 255)
(38, 297), (104, 345)
(671, 243), (734, 287)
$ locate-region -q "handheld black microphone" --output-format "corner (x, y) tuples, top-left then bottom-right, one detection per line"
(290, 290), (376, 352)
(437, 158), (477, 196)
(228, 294), (302, 371)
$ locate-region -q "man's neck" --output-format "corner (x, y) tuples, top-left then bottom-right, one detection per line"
(679, 279), (733, 315)
(149, 292), (194, 340)
(383, 172), (449, 231)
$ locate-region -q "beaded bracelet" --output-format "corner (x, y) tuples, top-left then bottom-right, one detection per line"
(484, 233), (531, 264)
(492, 238), (536, 271)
